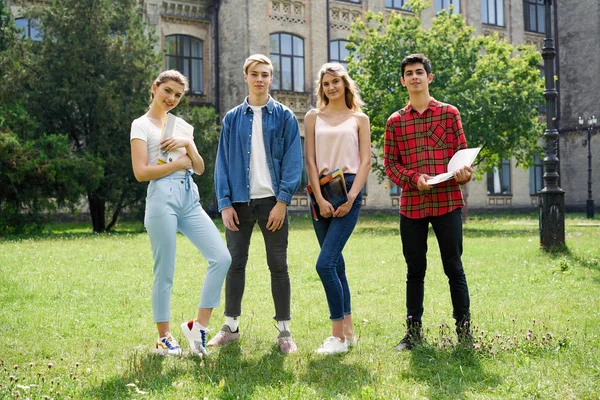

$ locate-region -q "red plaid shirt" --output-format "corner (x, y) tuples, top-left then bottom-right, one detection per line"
(384, 98), (470, 219)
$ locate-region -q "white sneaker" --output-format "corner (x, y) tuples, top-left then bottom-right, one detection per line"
(180, 320), (209, 356)
(155, 332), (182, 356)
(315, 336), (348, 355)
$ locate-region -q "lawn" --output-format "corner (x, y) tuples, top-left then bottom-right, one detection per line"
(1, 213), (599, 399)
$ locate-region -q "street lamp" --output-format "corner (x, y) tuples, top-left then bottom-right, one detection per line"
(578, 114), (597, 218)
(539, 0), (565, 248)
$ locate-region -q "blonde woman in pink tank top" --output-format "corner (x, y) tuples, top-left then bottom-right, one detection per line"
(304, 63), (372, 355)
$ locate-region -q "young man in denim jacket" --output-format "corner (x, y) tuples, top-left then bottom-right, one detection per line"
(211, 54), (303, 353)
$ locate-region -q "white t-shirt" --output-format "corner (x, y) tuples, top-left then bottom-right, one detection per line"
(130, 114), (162, 165)
(249, 105), (275, 199)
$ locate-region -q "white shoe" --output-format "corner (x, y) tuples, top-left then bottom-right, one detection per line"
(315, 336), (348, 355)
(180, 320), (209, 356)
(155, 332), (182, 356)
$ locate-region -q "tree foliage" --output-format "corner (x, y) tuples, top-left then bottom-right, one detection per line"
(347, 0), (544, 179)
(8, 0), (161, 232)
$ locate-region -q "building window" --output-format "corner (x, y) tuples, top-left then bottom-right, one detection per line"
(329, 40), (350, 69)
(390, 181), (401, 196)
(270, 33), (305, 92)
(435, 0), (461, 14)
(524, 0), (545, 33)
(385, 0), (410, 10)
(487, 160), (511, 195)
(482, 0), (504, 26)
(339, 0), (360, 3)
(165, 35), (203, 95)
(15, 17), (42, 41)
(529, 154), (544, 195)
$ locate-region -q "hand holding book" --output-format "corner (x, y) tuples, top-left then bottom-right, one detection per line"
(306, 169), (349, 220)
(426, 148), (481, 185)
(158, 113), (195, 164)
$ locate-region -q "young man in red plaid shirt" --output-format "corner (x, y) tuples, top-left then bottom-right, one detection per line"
(384, 54), (474, 350)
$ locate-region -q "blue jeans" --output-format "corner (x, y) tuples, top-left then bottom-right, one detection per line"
(312, 174), (363, 321)
(400, 208), (470, 323)
(145, 171), (232, 323)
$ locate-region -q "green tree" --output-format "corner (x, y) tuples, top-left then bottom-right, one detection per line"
(347, 0), (544, 178)
(0, 0), (103, 234)
(179, 105), (222, 215)
(16, 0), (160, 232)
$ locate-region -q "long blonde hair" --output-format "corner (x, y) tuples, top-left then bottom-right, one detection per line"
(315, 63), (364, 111)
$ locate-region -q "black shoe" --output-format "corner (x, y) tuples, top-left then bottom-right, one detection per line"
(456, 320), (473, 347)
(394, 321), (422, 351)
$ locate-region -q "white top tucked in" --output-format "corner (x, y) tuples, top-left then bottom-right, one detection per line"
(315, 114), (360, 176)
(249, 104), (275, 199)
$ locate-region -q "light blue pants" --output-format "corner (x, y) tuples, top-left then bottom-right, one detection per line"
(145, 171), (231, 323)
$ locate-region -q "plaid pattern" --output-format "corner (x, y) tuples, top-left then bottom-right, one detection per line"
(384, 98), (469, 218)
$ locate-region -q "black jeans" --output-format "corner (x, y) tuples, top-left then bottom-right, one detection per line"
(400, 208), (470, 323)
(224, 197), (291, 321)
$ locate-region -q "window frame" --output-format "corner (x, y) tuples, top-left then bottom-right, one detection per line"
(15, 17), (42, 41)
(385, 0), (410, 10)
(523, 0), (545, 34)
(529, 154), (544, 195)
(329, 40), (350, 69)
(164, 34), (204, 95)
(481, 0), (505, 27)
(487, 159), (512, 195)
(269, 32), (305, 93)
(435, 0), (461, 15)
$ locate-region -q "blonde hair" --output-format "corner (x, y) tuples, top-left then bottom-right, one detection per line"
(315, 63), (364, 111)
(150, 70), (189, 100)
(243, 54), (273, 75)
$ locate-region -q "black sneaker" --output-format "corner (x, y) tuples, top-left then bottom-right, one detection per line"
(456, 320), (473, 347)
(394, 321), (422, 351)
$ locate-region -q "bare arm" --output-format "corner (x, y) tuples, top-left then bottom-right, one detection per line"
(333, 113), (372, 217)
(304, 110), (335, 218)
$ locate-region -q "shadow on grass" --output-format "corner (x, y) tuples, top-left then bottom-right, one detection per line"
(198, 342), (295, 399)
(543, 246), (600, 274)
(298, 352), (374, 398)
(402, 346), (502, 399)
(352, 225), (538, 239)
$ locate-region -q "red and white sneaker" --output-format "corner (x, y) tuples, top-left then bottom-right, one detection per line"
(180, 320), (209, 356)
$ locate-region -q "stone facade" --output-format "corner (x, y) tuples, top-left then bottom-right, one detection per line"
(8, 0), (599, 213)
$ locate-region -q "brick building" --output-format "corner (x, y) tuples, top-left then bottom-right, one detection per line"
(8, 0), (599, 214)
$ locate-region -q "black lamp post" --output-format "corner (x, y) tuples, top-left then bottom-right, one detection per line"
(578, 114), (597, 219)
(539, 0), (565, 248)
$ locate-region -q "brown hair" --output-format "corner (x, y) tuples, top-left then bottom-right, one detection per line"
(150, 70), (189, 100)
(315, 63), (364, 111)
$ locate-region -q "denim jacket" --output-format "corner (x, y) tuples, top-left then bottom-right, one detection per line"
(214, 96), (303, 211)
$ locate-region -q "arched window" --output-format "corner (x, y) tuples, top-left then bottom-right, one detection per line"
(269, 33), (305, 92)
(329, 40), (350, 69)
(165, 35), (203, 94)
(15, 17), (41, 41)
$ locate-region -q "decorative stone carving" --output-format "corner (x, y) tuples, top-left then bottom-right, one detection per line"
(161, 0), (213, 25)
(271, 91), (309, 115)
(524, 32), (544, 52)
(330, 6), (362, 31)
(270, 0), (306, 25)
(482, 27), (506, 41)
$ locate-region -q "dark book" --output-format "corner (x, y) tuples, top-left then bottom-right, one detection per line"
(306, 169), (348, 221)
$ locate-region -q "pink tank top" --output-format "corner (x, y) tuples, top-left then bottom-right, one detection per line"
(315, 114), (360, 176)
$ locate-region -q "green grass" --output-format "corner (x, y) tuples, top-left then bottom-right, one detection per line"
(1, 214), (599, 399)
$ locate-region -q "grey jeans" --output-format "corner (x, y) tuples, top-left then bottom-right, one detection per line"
(224, 197), (291, 321)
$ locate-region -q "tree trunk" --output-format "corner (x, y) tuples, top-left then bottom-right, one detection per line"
(88, 192), (106, 233)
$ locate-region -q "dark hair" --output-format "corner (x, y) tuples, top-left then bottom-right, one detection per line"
(401, 54), (432, 76)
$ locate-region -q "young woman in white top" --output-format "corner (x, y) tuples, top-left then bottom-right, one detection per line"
(304, 63), (371, 354)
(130, 70), (231, 356)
